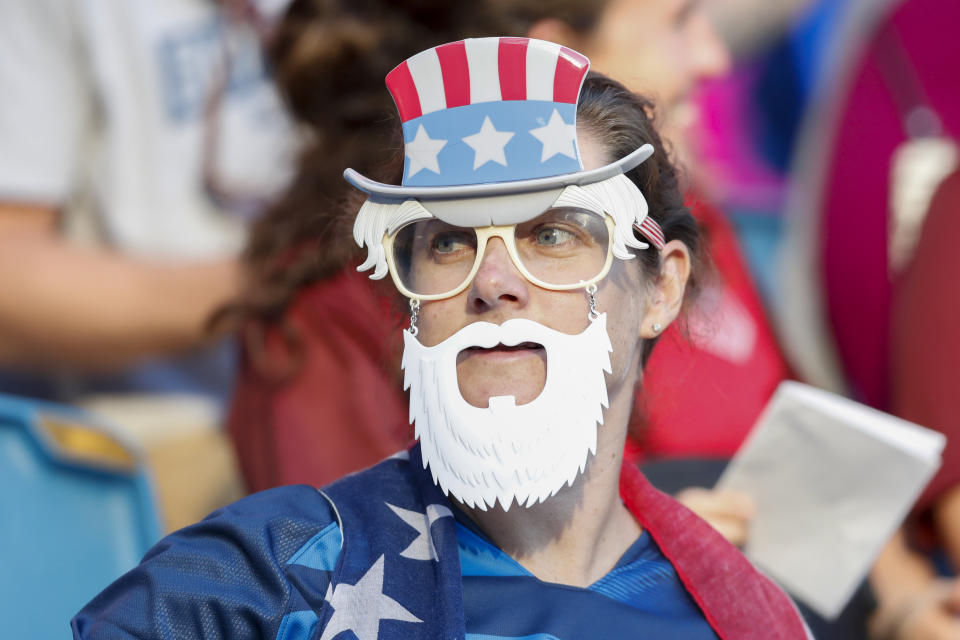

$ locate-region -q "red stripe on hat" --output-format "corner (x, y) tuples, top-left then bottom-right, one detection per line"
(553, 46), (589, 103)
(436, 41), (470, 108)
(498, 37), (528, 101)
(386, 61), (422, 122)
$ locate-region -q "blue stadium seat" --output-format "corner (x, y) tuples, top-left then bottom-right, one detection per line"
(0, 393), (162, 638)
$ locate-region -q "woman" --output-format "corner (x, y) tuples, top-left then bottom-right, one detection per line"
(229, 0), (780, 503)
(73, 42), (810, 638)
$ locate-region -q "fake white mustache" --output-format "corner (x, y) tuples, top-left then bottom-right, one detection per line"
(410, 318), (569, 403)
(421, 317), (571, 354)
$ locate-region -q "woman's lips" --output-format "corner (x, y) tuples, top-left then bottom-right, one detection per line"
(458, 342), (545, 362)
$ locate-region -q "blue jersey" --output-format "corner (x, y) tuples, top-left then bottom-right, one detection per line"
(455, 509), (717, 639)
(73, 446), (801, 639)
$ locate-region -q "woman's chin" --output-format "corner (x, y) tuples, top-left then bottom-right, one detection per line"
(457, 372), (547, 409)
(456, 348), (547, 408)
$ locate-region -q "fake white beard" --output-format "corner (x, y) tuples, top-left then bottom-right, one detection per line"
(401, 314), (613, 511)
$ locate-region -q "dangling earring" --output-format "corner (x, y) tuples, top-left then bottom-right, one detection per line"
(652, 322), (662, 334)
(586, 283), (600, 321)
(408, 298), (420, 337)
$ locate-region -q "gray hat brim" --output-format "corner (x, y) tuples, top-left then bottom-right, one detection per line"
(344, 144), (654, 202)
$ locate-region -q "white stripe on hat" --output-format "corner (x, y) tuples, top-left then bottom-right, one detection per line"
(464, 38), (502, 104)
(407, 47), (446, 115)
(526, 40), (561, 101)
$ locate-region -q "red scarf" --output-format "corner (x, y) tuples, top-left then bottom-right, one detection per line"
(620, 461), (809, 639)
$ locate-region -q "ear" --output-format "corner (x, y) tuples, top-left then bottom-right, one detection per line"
(639, 239), (691, 339)
(525, 18), (585, 50)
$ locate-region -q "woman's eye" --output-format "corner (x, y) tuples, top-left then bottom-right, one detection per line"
(536, 227), (575, 246)
(432, 233), (471, 253)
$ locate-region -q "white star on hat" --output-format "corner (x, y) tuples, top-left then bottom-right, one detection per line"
(319, 555), (421, 640)
(405, 124), (447, 177)
(462, 116), (515, 170)
(529, 109), (577, 163)
(387, 502), (453, 562)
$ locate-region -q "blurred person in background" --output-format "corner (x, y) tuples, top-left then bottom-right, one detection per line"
(777, 0), (960, 637)
(0, 0), (298, 528)
(683, 0), (855, 301)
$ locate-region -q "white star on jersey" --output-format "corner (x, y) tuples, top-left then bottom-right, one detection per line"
(529, 109), (577, 162)
(462, 116), (514, 170)
(387, 503), (453, 562)
(405, 124), (447, 177)
(319, 555), (421, 640)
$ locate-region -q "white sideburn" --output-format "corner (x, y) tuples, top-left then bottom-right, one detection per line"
(402, 314), (613, 511)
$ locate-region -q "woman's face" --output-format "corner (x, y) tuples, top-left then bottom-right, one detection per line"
(542, 0), (730, 143)
(414, 132), (657, 413)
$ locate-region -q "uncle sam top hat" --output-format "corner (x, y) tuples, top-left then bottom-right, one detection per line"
(343, 37), (657, 229)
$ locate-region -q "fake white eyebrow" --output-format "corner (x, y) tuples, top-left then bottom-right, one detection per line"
(354, 198), (433, 279)
(554, 174), (655, 258)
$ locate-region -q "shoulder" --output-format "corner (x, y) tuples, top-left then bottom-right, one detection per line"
(322, 451), (418, 498)
(195, 483), (337, 533)
(319, 451), (432, 521)
(72, 485), (338, 640)
(148, 484), (339, 565)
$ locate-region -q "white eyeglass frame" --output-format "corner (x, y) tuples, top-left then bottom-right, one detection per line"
(382, 214), (617, 301)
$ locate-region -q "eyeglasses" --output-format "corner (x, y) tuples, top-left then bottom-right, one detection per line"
(383, 207), (615, 301)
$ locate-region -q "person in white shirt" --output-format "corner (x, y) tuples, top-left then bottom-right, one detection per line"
(0, 0), (296, 405)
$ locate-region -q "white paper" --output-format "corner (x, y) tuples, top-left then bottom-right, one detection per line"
(716, 381), (945, 619)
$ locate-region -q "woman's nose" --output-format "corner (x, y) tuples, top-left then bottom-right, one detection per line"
(468, 236), (530, 312)
(690, 12), (732, 82)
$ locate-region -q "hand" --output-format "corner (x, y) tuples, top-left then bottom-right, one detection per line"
(674, 487), (754, 547)
(874, 579), (960, 640)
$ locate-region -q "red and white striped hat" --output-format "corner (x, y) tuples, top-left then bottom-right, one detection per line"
(344, 37), (655, 199)
(386, 37), (589, 123)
